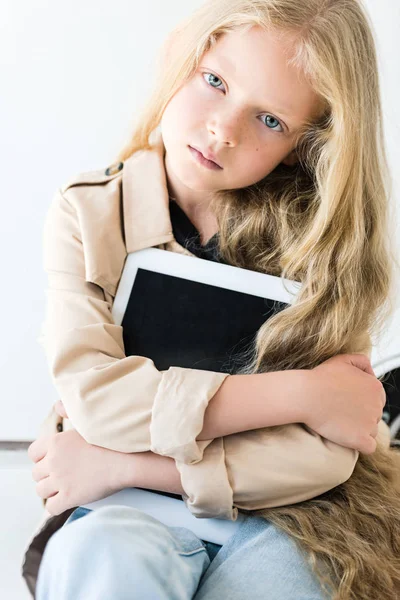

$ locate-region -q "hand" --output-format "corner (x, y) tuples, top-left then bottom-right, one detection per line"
(301, 353), (386, 455)
(27, 426), (131, 516)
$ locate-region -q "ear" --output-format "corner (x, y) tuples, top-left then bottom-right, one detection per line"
(281, 148), (299, 166)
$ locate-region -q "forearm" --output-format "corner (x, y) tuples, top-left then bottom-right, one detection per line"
(119, 451), (185, 495)
(197, 370), (308, 440)
(87, 371), (310, 498)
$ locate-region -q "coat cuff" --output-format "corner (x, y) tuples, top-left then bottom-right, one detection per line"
(149, 367), (230, 464)
(175, 438), (239, 521)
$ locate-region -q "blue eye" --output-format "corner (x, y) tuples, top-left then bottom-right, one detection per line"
(203, 72), (224, 90)
(261, 115), (284, 132)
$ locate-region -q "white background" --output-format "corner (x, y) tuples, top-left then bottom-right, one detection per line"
(1, 0), (399, 441)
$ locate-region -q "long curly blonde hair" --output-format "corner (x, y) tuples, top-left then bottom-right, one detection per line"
(115, 1), (400, 597)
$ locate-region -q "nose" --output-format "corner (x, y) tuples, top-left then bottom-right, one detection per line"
(206, 111), (240, 147)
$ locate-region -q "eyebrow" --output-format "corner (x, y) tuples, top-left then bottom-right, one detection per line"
(201, 57), (296, 120)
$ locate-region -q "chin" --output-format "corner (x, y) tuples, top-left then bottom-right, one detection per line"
(174, 161), (218, 192)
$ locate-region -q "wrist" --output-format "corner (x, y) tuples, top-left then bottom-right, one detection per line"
(119, 451), (185, 495)
(197, 369), (311, 440)
(108, 451), (185, 496)
(290, 369), (314, 425)
(108, 450), (137, 491)
(263, 369), (311, 426)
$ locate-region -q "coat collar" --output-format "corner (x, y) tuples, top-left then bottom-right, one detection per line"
(122, 127), (175, 253)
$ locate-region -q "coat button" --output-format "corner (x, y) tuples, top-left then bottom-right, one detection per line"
(56, 422), (63, 432)
(105, 162), (123, 176)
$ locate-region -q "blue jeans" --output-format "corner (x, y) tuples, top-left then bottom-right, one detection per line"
(36, 505), (332, 599)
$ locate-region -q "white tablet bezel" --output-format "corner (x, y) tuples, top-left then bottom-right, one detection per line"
(111, 247), (302, 326)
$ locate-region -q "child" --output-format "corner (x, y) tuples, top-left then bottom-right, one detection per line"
(24, 0), (400, 598)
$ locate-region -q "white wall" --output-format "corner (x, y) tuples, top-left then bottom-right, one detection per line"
(1, 0), (399, 441)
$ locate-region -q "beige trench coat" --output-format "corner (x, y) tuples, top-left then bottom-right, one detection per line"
(21, 128), (390, 597)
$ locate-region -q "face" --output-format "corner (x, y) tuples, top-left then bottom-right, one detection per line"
(161, 25), (324, 207)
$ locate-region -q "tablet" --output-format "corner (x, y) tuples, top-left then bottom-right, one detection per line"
(83, 247), (302, 544)
(83, 488), (246, 545)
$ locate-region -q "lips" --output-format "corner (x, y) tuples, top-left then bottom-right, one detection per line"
(191, 145), (221, 168)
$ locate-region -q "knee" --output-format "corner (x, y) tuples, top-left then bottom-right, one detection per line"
(43, 506), (175, 567)
(41, 507), (112, 567)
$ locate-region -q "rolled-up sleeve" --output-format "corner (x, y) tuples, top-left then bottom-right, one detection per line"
(174, 332), (381, 520)
(175, 423), (361, 520)
(39, 188), (229, 459)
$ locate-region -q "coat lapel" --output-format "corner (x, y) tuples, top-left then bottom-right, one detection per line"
(122, 128), (174, 253)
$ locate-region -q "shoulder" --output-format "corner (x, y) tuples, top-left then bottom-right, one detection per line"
(45, 160), (128, 296)
(53, 159), (126, 233)
(55, 160), (125, 227)
(60, 160), (124, 195)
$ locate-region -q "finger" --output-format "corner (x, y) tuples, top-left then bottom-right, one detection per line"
(45, 493), (67, 517)
(27, 435), (52, 464)
(359, 436), (377, 455)
(348, 354), (375, 376)
(55, 400), (68, 419)
(36, 476), (59, 500)
(31, 457), (49, 483)
(369, 423), (379, 439)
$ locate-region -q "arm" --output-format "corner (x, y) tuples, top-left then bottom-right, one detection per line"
(119, 334), (387, 521)
(40, 186), (225, 462)
(117, 419), (390, 521)
(197, 370), (306, 440)
(118, 428), (357, 520)
(42, 186), (304, 464)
